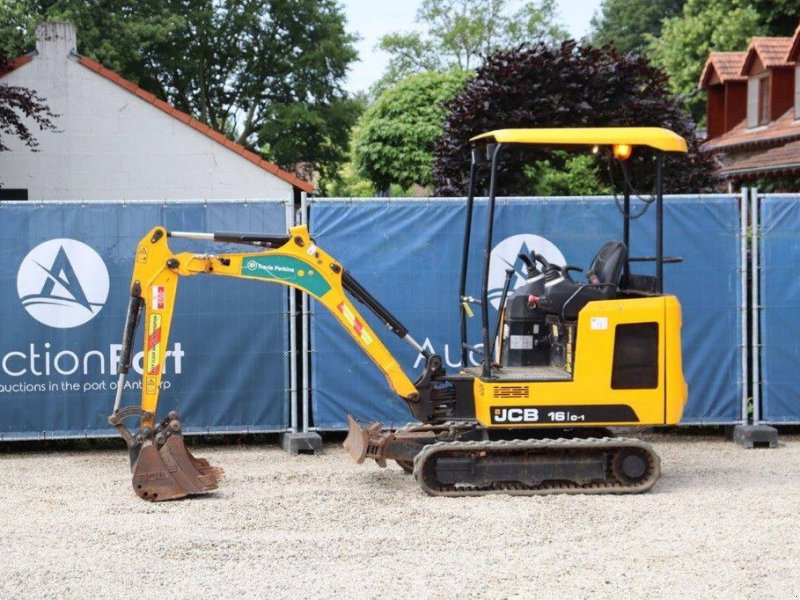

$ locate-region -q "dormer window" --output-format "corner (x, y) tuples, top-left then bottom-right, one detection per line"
(795, 64), (800, 120)
(748, 74), (771, 127)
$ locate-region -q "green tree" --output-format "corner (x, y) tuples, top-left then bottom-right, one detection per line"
(434, 41), (717, 196)
(328, 160), (376, 197)
(646, 0), (763, 120)
(526, 153), (611, 196)
(590, 0), (684, 55)
(376, 0), (567, 92)
(750, 0), (800, 37)
(0, 0), (359, 190)
(353, 70), (471, 193)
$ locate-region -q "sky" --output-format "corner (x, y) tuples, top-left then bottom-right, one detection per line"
(340, 0), (603, 93)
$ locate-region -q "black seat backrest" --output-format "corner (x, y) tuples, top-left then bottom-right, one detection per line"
(588, 241), (628, 288)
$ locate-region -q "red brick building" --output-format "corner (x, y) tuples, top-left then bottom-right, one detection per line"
(700, 26), (800, 190)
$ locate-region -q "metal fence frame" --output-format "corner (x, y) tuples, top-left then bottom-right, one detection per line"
(0, 197), (295, 440)
(9, 190), (799, 439)
(302, 194), (748, 431)
(754, 190), (800, 425)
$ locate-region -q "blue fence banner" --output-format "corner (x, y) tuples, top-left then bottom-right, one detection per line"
(759, 195), (800, 423)
(0, 200), (289, 439)
(309, 196), (743, 429)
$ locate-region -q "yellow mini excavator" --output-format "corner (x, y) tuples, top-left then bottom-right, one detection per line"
(109, 127), (688, 501)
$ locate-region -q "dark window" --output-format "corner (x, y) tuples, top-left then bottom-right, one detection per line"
(0, 189), (28, 201)
(758, 76), (770, 125)
(611, 322), (659, 390)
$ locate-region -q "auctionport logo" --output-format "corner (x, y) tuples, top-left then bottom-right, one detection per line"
(17, 239), (110, 328)
(487, 234), (565, 310)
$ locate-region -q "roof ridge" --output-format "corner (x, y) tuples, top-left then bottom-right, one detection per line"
(0, 54), (34, 76)
(74, 54), (313, 193)
(741, 36), (794, 75)
(787, 22), (800, 62)
(699, 51), (747, 88)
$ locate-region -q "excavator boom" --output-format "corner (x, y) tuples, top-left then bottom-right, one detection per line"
(109, 224), (427, 501)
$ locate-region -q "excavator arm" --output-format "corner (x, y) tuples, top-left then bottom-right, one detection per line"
(108, 224), (433, 501)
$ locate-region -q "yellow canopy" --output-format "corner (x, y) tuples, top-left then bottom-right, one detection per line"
(470, 127), (688, 153)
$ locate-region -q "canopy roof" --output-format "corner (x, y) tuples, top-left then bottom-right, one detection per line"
(470, 128), (688, 153)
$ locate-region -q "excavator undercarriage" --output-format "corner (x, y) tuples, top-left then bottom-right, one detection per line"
(343, 416), (660, 495)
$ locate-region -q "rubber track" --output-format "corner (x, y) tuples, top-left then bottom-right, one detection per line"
(412, 437), (661, 496)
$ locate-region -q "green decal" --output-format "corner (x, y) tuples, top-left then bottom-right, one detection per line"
(241, 255), (331, 296)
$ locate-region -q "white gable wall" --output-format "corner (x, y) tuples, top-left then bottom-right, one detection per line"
(0, 25), (294, 201)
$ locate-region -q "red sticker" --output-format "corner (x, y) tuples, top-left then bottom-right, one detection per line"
(151, 286), (165, 310)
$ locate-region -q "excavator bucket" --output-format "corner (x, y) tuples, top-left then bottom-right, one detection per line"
(110, 409), (223, 502)
(131, 434), (223, 502)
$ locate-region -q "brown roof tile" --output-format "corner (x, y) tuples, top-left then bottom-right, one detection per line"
(699, 52), (747, 88)
(136, 89), (158, 104)
(741, 37), (793, 74)
(0, 55), (33, 76)
(702, 108), (800, 151)
(718, 138), (800, 177)
(75, 55), (313, 193)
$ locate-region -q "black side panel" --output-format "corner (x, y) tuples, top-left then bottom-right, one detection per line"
(611, 322), (659, 389)
(441, 375), (476, 420)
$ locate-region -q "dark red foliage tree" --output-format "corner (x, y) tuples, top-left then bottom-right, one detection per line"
(0, 54), (57, 153)
(433, 41), (717, 196)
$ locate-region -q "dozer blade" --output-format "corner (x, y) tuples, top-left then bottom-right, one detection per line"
(343, 415), (391, 467)
(343, 414), (461, 468)
(132, 435), (223, 502)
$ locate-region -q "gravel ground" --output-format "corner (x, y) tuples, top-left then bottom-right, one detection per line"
(1, 432), (799, 599)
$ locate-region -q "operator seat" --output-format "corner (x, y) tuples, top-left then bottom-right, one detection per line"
(534, 241), (628, 320)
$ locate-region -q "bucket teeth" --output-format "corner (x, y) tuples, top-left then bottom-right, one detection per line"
(130, 423), (221, 502)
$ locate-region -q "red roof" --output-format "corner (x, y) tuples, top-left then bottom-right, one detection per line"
(0, 55), (33, 76)
(0, 52), (313, 193)
(718, 138), (800, 178)
(787, 22), (800, 62)
(699, 52), (747, 88)
(703, 108), (800, 151)
(741, 37), (793, 74)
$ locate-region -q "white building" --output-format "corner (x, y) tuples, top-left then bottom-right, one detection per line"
(0, 22), (313, 201)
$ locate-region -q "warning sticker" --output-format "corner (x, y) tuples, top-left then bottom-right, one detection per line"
(151, 285), (165, 310)
(337, 302), (373, 345)
(510, 335), (534, 350)
(146, 314), (162, 375)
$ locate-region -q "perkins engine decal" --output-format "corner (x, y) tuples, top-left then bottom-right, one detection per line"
(241, 255), (331, 297)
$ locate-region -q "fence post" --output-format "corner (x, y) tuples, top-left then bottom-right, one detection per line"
(300, 191), (312, 434)
(750, 187), (761, 424)
(285, 199), (298, 434)
(733, 187), (778, 447)
(739, 187), (749, 425)
(280, 191), (322, 454)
